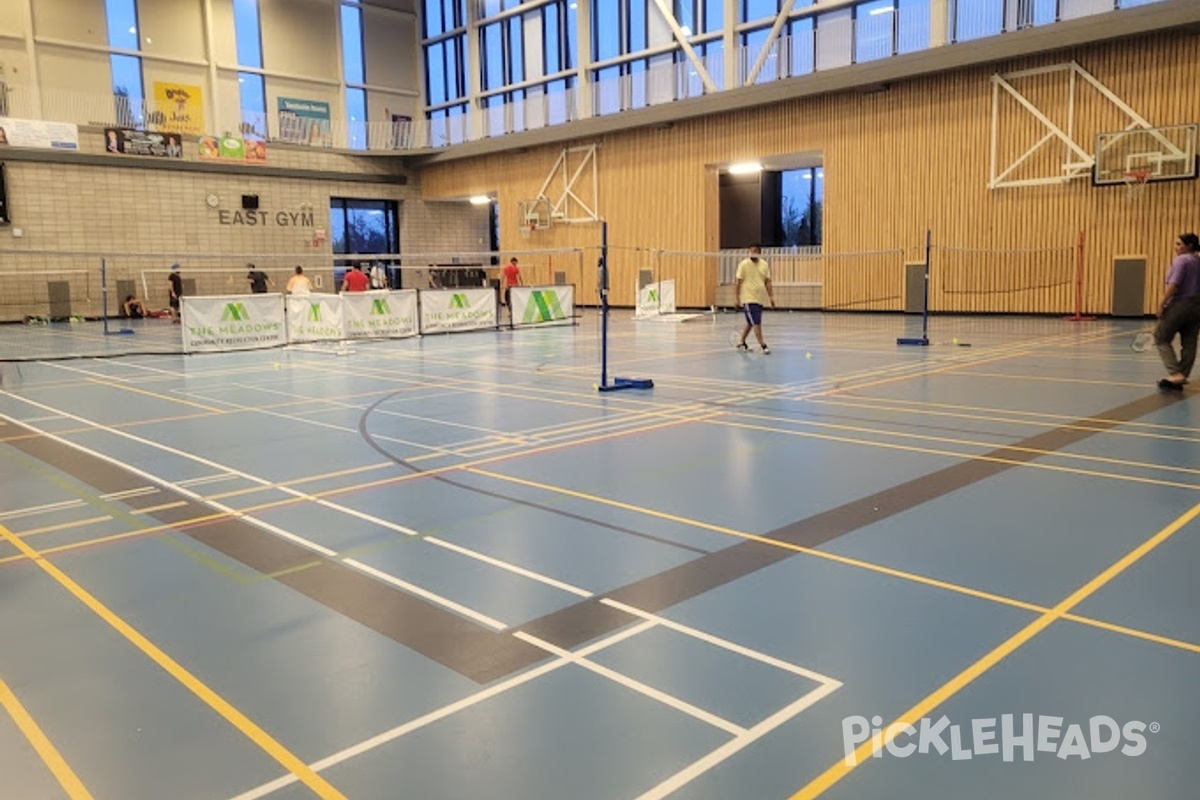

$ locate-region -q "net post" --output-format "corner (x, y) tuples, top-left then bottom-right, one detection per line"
(1065, 228), (1095, 321)
(596, 222), (653, 392)
(898, 229), (932, 346)
(101, 256), (109, 335)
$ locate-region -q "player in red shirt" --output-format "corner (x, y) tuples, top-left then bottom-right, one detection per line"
(502, 257), (522, 306)
(342, 265), (370, 292)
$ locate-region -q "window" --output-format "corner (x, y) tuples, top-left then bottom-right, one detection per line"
(105, 0), (142, 125)
(423, 0), (468, 116)
(232, 0), (264, 136)
(342, 3), (367, 149)
(856, 0), (895, 62)
(779, 168), (822, 247)
(111, 54), (145, 127)
(330, 198), (400, 287)
(238, 73), (266, 137)
(232, 0), (263, 68)
(346, 87), (367, 149)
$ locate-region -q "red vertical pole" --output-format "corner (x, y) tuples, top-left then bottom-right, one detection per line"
(1065, 228), (1095, 321)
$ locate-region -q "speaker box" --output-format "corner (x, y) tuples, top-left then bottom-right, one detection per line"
(241, 194), (259, 210)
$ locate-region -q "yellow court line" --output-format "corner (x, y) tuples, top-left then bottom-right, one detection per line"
(0, 524), (348, 800)
(790, 499), (1200, 800)
(958, 369), (1150, 388)
(723, 406), (1200, 480)
(0, 675), (93, 799)
(712, 416), (1200, 491)
(85, 378), (228, 413)
(14, 515), (114, 539)
(464, 467), (1045, 614)
(812, 396), (1200, 445)
(823, 393), (1200, 434)
(1062, 613), (1200, 655)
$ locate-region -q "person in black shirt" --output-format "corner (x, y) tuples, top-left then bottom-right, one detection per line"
(168, 263), (183, 323)
(246, 263), (274, 293)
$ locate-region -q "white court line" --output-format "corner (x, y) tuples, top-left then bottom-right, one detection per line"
(1, 395), (590, 618)
(0, 499), (87, 521)
(175, 473), (242, 488)
(16, 415), (66, 423)
(14, 366), (600, 597)
(227, 620), (658, 800)
(424, 537), (592, 597)
(342, 558), (507, 631)
(597, 599), (845, 800)
(602, 599), (837, 684)
(634, 681), (842, 800)
(42, 361), (135, 382)
(513, 631), (747, 736)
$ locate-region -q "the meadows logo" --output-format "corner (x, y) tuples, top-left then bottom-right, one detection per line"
(449, 293), (468, 309)
(307, 303), (323, 322)
(647, 288), (659, 303)
(523, 290), (566, 324)
(842, 714), (1156, 765)
(371, 298), (391, 315)
(221, 302), (250, 322)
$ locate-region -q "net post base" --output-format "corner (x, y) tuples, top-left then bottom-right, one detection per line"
(1064, 314), (1096, 322)
(897, 337), (929, 346)
(597, 377), (654, 392)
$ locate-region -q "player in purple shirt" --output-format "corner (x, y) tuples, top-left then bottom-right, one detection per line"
(1154, 232), (1200, 391)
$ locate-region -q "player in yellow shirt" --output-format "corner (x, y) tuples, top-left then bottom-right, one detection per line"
(735, 244), (776, 353)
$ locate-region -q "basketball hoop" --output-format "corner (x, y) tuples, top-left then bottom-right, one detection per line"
(520, 224), (534, 240)
(1122, 169), (1151, 200)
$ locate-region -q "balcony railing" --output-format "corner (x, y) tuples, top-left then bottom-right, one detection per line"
(0, 0), (1170, 154)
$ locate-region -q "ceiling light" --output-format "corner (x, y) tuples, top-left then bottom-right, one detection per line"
(469, 195), (492, 205)
(728, 162), (763, 175)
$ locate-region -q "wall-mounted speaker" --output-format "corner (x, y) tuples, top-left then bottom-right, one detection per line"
(241, 194), (259, 210)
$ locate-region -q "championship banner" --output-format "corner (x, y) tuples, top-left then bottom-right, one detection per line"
(287, 294), (344, 343)
(152, 82), (205, 136)
(635, 279), (676, 318)
(509, 285), (574, 327)
(182, 294), (286, 352)
(419, 288), (497, 334)
(342, 290), (418, 339)
(0, 117), (78, 150)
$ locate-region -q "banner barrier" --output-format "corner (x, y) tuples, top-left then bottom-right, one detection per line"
(635, 279), (676, 317)
(286, 293), (344, 343)
(342, 290), (418, 339)
(509, 285), (575, 327)
(182, 294), (286, 352)
(419, 287), (497, 334)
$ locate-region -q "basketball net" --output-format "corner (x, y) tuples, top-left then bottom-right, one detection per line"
(520, 224), (534, 240)
(1123, 169), (1151, 200)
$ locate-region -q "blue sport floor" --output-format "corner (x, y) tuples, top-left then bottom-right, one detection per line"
(0, 310), (1197, 800)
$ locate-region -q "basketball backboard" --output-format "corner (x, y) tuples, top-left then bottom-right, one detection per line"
(1093, 123), (1198, 186)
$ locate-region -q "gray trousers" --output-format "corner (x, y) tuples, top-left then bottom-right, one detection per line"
(1154, 296), (1200, 377)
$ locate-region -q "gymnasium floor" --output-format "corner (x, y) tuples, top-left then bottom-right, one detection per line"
(0, 310), (1197, 800)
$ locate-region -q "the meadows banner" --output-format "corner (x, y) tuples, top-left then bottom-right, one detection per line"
(418, 288), (496, 334)
(181, 294), (286, 352)
(0, 117), (78, 150)
(635, 279), (676, 318)
(508, 285), (574, 328)
(286, 294), (345, 343)
(277, 97), (332, 147)
(151, 82), (205, 136)
(342, 290), (418, 339)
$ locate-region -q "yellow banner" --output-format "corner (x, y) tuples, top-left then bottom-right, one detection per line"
(152, 82), (205, 136)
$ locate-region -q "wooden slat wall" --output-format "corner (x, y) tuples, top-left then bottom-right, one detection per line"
(419, 29), (1200, 311)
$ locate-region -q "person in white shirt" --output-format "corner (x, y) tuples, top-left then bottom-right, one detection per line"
(734, 244), (776, 354)
(286, 266), (313, 295)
